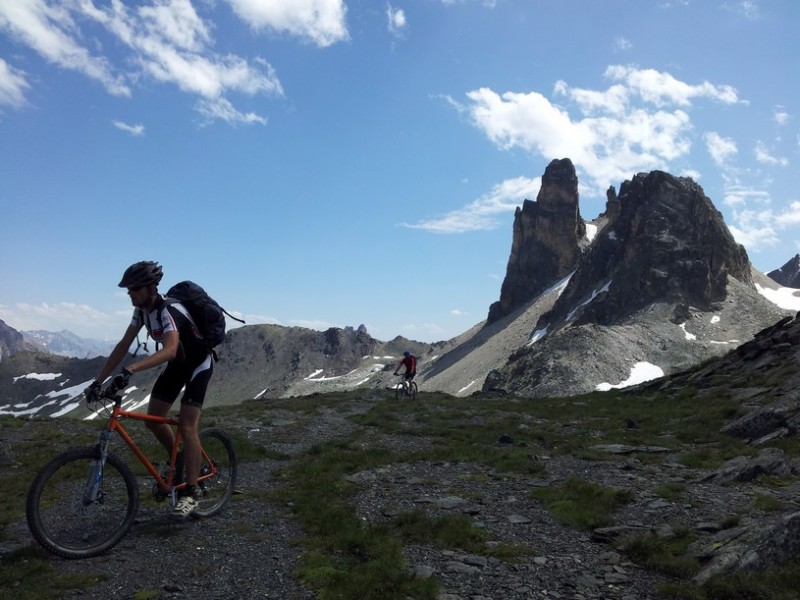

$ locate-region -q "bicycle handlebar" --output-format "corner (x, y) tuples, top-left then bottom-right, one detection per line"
(85, 378), (125, 407)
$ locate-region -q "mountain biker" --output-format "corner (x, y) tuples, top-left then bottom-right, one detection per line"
(84, 261), (212, 518)
(394, 351), (417, 383)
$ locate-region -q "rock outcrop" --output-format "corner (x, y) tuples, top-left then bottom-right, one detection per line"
(542, 170), (753, 328)
(483, 170), (786, 397)
(487, 158), (585, 323)
(0, 319), (40, 362)
(768, 254), (800, 288)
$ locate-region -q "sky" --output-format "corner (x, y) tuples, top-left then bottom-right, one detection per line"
(0, 0), (798, 345)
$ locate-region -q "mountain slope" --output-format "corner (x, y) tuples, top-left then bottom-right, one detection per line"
(22, 330), (115, 359)
(768, 253), (800, 288)
(2, 163), (799, 414)
(476, 168), (791, 397)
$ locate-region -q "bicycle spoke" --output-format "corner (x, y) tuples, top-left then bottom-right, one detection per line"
(27, 448), (138, 559)
(193, 428), (237, 518)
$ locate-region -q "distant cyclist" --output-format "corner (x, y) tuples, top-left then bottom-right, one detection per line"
(394, 351), (417, 383)
(84, 261), (212, 518)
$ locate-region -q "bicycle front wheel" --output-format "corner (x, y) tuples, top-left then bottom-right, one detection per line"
(193, 428), (237, 518)
(26, 446), (139, 559)
(395, 382), (403, 400)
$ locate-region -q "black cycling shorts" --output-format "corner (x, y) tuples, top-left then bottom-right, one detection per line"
(152, 350), (213, 408)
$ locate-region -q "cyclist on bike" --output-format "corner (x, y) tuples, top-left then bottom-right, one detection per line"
(394, 351), (417, 383)
(84, 261), (212, 518)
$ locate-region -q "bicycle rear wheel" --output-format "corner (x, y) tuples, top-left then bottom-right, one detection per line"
(193, 428), (237, 518)
(410, 382), (418, 400)
(26, 446), (139, 559)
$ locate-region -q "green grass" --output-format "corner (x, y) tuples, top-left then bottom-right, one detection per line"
(7, 378), (800, 600)
(617, 528), (701, 579)
(656, 481), (687, 502)
(388, 510), (530, 560)
(753, 493), (786, 512)
(530, 477), (634, 530)
(273, 436), (440, 600)
(658, 560), (800, 600)
(0, 546), (103, 600)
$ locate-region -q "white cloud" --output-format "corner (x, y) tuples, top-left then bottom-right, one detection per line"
(196, 97), (268, 126)
(404, 176), (541, 233)
(773, 106), (790, 126)
(441, 0), (497, 6)
(452, 66), (747, 198)
(387, 4), (407, 36)
(728, 215), (779, 249)
(723, 187), (769, 208)
(604, 65), (741, 107)
(0, 0), (290, 125)
(113, 120), (145, 136)
(754, 140), (788, 167)
(0, 58), (30, 108)
(705, 132), (738, 167)
(555, 81), (630, 116)
(0, 302), (121, 340)
(0, 0), (130, 96)
(289, 318), (335, 331)
(140, 0), (213, 52)
(775, 201), (800, 229)
(225, 0), (349, 47)
(724, 0), (760, 20)
(614, 37), (632, 52)
(725, 198), (800, 252)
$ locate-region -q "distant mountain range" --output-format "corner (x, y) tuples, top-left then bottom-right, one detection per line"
(2, 159), (799, 419)
(20, 330), (115, 359)
(0, 321), (115, 361)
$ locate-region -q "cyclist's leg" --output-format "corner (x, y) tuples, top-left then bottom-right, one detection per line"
(178, 404), (201, 486)
(147, 400), (175, 456)
(147, 364), (182, 455)
(179, 353), (213, 488)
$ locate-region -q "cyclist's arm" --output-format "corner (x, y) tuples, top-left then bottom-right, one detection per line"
(94, 324), (139, 383)
(126, 330), (180, 374)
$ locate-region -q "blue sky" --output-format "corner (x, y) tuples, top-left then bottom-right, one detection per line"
(0, 0), (798, 344)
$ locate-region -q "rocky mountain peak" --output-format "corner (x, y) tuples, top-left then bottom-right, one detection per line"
(768, 254), (800, 288)
(0, 319), (40, 361)
(487, 158), (585, 323)
(543, 170), (753, 328)
(476, 167), (788, 399)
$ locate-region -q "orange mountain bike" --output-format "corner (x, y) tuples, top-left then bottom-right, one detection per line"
(26, 378), (237, 559)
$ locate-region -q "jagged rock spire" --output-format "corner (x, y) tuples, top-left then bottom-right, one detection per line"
(487, 158), (585, 323)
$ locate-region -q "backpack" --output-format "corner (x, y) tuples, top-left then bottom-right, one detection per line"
(163, 281), (244, 351)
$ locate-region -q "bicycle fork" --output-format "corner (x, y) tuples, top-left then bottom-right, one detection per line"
(83, 430), (112, 504)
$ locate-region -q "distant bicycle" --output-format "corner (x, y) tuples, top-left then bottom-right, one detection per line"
(395, 376), (418, 400)
(26, 377), (237, 559)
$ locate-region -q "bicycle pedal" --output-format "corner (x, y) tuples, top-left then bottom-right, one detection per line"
(151, 481), (168, 502)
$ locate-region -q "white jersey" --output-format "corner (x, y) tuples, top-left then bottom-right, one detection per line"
(130, 300), (200, 343)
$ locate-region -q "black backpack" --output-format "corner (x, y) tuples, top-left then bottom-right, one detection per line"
(163, 281), (244, 351)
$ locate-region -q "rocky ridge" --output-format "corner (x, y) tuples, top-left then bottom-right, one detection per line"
(768, 254), (800, 288)
(6, 358), (800, 598)
(480, 167), (787, 397)
(1, 161), (797, 415)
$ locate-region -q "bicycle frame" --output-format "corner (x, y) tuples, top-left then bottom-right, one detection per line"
(96, 395), (217, 499)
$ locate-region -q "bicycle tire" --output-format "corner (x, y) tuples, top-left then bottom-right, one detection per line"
(410, 382), (418, 400)
(395, 382), (403, 400)
(26, 446), (139, 559)
(193, 428), (237, 518)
